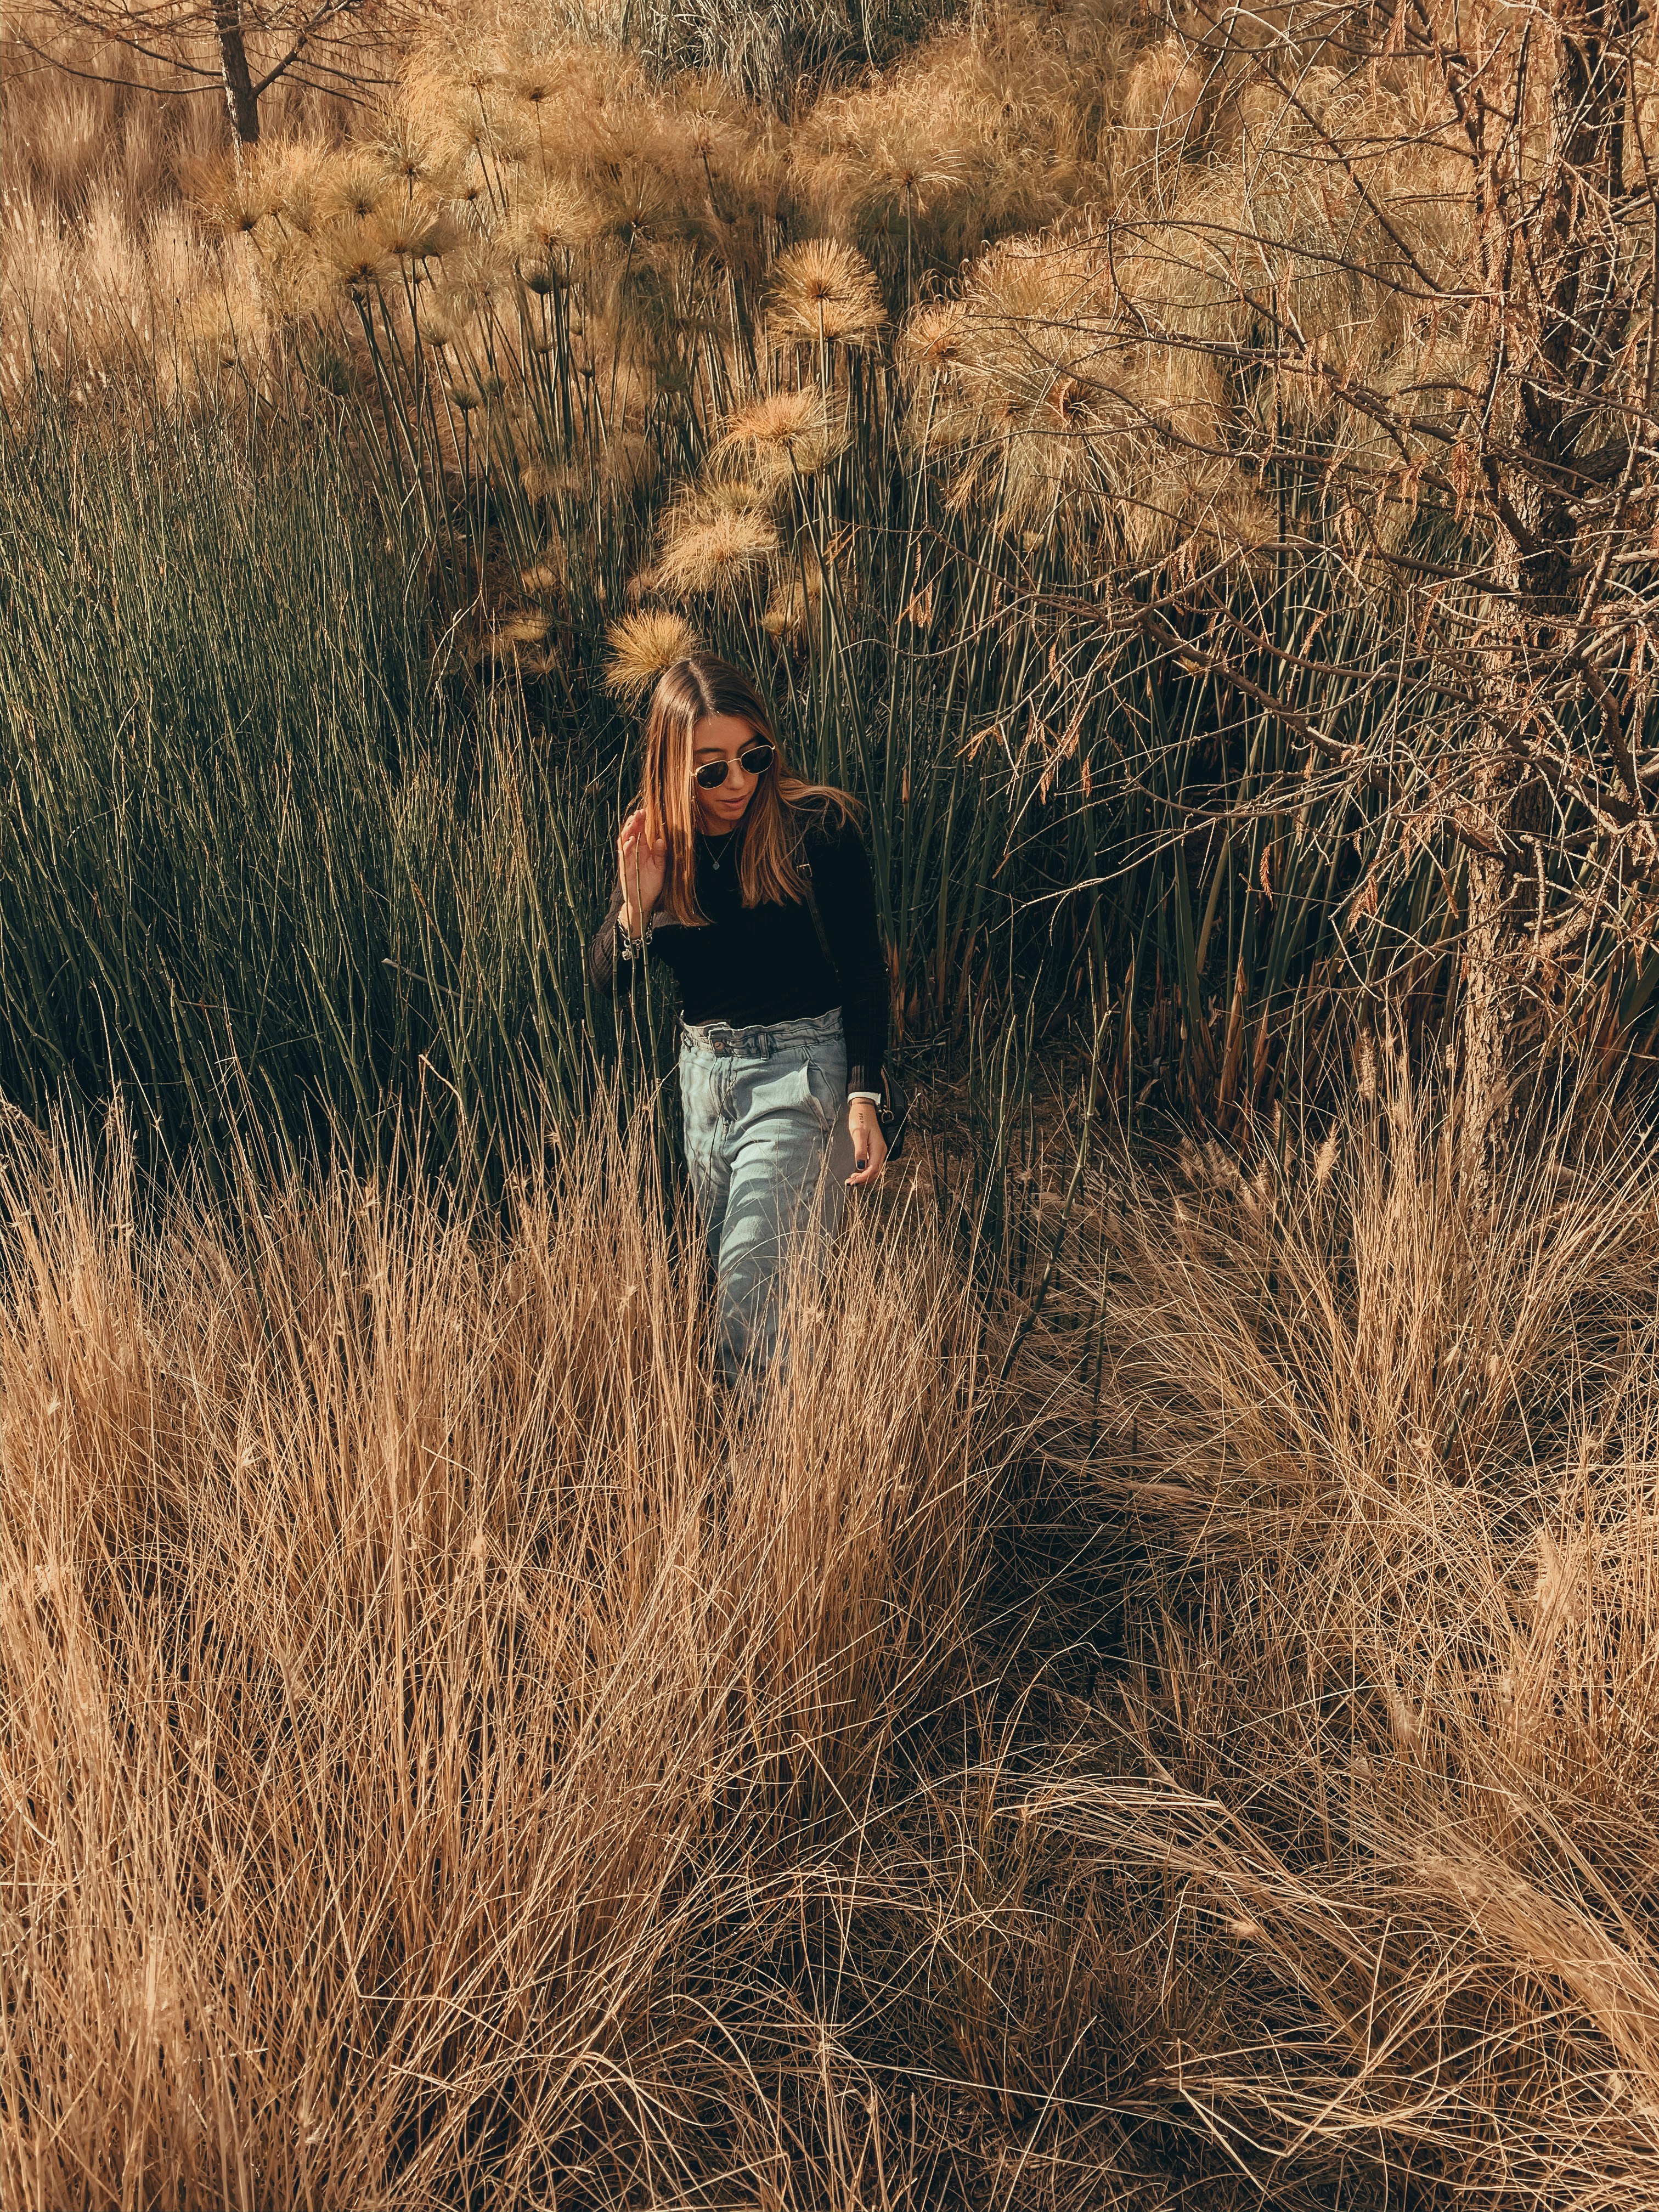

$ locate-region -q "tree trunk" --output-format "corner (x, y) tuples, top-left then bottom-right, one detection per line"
(216, 0), (259, 147)
(1459, 798), (1517, 1196)
(1458, 0), (1629, 1194)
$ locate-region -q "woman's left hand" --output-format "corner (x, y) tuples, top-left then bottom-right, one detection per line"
(847, 1099), (887, 1187)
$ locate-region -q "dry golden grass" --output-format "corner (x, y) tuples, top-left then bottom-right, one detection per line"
(0, 10), (379, 400)
(0, 1103), (989, 2205)
(789, 0), (1135, 261)
(0, 2), (1141, 410)
(0, 0), (1506, 573)
(893, 45), (1486, 563)
(5, 14), (1658, 2193)
(1012, 1062), (1659, 2202)
(1, 1063), (1656, 2203)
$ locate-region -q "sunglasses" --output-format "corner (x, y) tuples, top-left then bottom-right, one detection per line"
(692, 742), (775, 791)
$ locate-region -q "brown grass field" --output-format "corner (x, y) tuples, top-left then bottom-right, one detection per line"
(0, 1076), (1654, 2205)
(4, 0), (1659, 2200)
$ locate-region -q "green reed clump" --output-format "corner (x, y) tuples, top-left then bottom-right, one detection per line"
(0, 402), (641, 1175)
(2, 3), (1511, 1140)
(0, 372), (1478, 1192)
(20, 2), (1656, 1142)
(273, 137), (1488, 1128)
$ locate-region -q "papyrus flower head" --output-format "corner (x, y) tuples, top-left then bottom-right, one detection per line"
(603, 610), (701, 704)
(768, 240), (885, 349)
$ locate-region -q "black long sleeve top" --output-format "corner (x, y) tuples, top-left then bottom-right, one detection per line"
(586, 810), (888, 1093)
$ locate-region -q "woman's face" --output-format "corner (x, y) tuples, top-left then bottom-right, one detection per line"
(690, 713), (765, 832)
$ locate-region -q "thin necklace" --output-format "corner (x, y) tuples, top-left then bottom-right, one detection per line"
(704, 829), (738, 872)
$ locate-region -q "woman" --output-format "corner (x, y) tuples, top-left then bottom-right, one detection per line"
(587, 654), (888, 1377)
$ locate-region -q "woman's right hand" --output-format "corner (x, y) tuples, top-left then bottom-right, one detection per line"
(617, 809), (667, 935)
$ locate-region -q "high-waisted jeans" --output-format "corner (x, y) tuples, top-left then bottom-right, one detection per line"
(679, 1007), (851, 1378)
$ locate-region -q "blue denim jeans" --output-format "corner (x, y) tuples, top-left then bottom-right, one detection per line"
(679, 1007), (851, 1379)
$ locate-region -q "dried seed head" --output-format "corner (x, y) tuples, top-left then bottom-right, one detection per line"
(716, 388), (849, 491)
(510, 61), (558, 108)
(520, 458), (583, 503)
(505, 183), (594, 282)
(901, 303), (967, 373)
(1355, 1028), (1378, 1101)
(603, 610), (701, 704)
(762, 571), (823, 641)
(492, 611), (552, 654)
(520, 555), (566, 597)
(1531, 1525), (1593, 1628)
(321, 149), (392, 226)
(850, 135), (973, 223)
(1384, 1682), (1421, 1755)
(322, 223), (396, 292)
(442, 235), (511, 306)
(371, 111), (451, 195)
(190, 153), (274, 239)
(264, 160), (325, 239)
(719, 387), (824, 450)
(768, 239), (886, 349)
(373, 202), (460, 264)
(654, 500), (778, 600)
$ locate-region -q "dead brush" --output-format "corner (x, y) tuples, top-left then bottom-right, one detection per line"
(0, 1101), (989, 2207)
(1010, 1061), (1659, 2202)
(790, 0), (1137, 267)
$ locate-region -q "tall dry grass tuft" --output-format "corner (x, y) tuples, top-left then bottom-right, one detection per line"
(1011, 1065), (1659, 2201)
(0, 1099), (987, 2206)
(0, 2), (398, 402)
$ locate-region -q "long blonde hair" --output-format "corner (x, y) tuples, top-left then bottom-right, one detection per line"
(638, 655), (855, 928)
